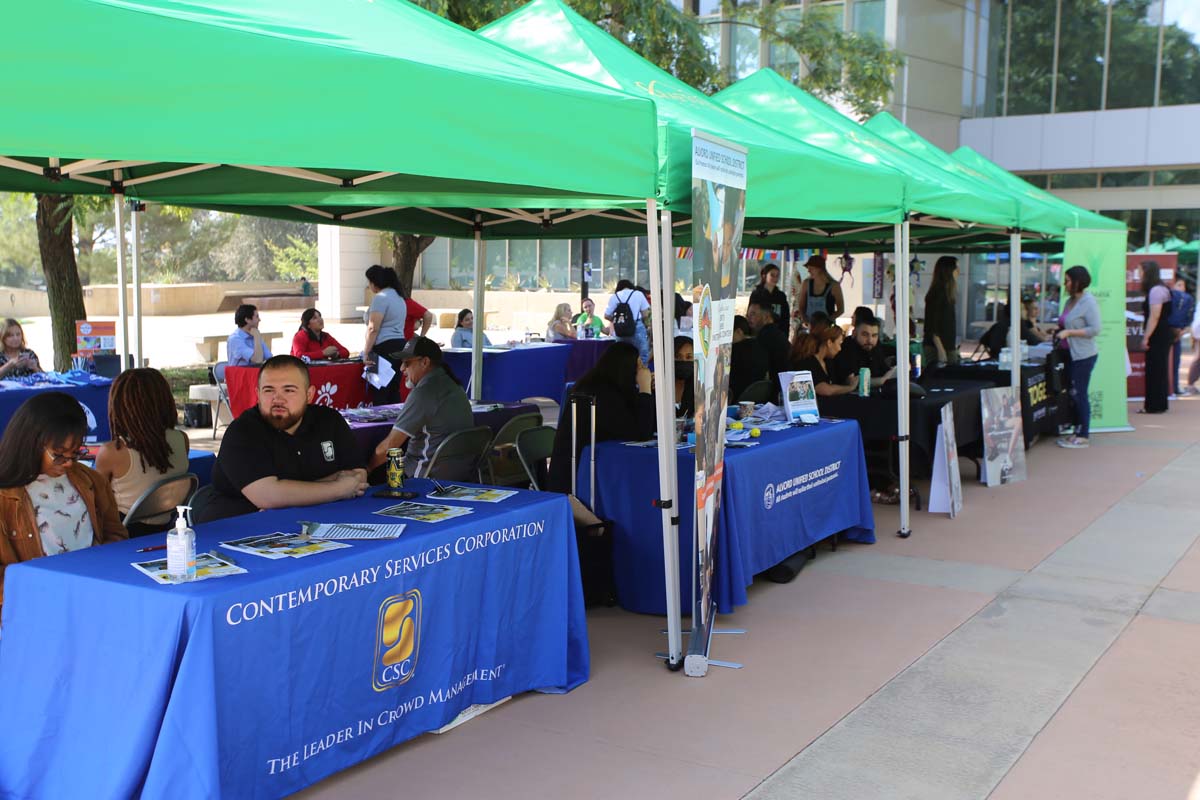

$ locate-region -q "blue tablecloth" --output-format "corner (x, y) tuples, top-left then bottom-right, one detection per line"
(0, 482), (587, 799)
(564, 338), (614, 382)
(581, 421), (874, 615)
(0, 378), (112, 441)
(188, 449), (216, 486)
(442, 343), (571, 402)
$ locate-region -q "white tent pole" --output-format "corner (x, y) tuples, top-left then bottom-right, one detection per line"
(646, 199), (683, 669)
(895, 221), (912, 538)
(1009, 232), (1021, 396)
(130, 201), (143, 367)
(472, 221), (484, 402)
(113, 181), (129, 371)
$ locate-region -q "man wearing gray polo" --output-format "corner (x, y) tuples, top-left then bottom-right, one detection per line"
(370, 337), (474, 479)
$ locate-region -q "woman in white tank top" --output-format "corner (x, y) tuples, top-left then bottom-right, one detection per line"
(95, 369), (190, 526)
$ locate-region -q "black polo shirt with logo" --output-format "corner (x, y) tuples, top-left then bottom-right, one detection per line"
(208, 404), (361, 519)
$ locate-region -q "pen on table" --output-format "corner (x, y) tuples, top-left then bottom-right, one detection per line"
(136, 544), (167, 553)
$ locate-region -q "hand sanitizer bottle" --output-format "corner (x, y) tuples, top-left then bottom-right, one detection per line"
(166, 505), (196, 582)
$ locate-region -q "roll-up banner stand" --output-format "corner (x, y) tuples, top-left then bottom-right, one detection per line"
(685, 130), (747, 677)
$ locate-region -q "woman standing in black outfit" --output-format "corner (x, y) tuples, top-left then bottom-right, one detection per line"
(548, 342), (655, 605)
(749, 263), (790, 337)
(1140, 260), (1172, 414)
(922, 256), (960, 371)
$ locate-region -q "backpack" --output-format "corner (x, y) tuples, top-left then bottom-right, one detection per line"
(611, 290), (637, 338)
(1166, 289), (1195, 329)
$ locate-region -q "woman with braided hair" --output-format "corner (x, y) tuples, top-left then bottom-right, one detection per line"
(95, 369), (189, 527)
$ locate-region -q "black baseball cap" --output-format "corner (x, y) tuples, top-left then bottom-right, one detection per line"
(397, 336), (443, 363)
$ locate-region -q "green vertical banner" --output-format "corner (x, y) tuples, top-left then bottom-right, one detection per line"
(1062, 228), (1131, 432)
(689, 131), (746, 665)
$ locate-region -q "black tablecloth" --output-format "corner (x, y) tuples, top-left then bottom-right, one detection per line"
(820, 378), (989, 473)
(934, 360), (1068, 447)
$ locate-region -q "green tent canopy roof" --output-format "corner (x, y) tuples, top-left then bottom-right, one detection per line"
(0, 0), (664, 237)
(480, 0), (907, 227)
(864, 112), (1074, 236)
(714, 69), (1018, 231)
(951, 147), (1125, 234)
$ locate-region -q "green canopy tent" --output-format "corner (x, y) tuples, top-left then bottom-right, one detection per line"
(0, 0), (663, 393)
(481, 0), (911, 653)
(712, 69), (1025, 540)
(714, 69), (1020, 248)
(864, 111), (1078, 404)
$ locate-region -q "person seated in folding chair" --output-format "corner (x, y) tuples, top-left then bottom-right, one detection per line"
(193, 356), (367, 523)
(370, 337), (474, 481)
(227, 304), (271, 367)
(94, 368), (191, 536)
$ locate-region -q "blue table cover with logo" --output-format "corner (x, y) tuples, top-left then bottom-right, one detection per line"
(580, 420), (874, 615)
(0, 374), (112, 441)
(0, 481), (586, 799)
(441, 342), (571, 402)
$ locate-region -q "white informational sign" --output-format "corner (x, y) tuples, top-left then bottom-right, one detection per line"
(778, 370), (819, 423)
(928, 403), (963, 517)
(980, 387), (1027, 487)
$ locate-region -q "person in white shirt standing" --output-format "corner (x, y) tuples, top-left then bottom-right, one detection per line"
(604, 279), (651, 364)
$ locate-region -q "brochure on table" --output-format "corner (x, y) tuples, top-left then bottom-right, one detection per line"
(778, 371), (819, 424)
(132, 552), (246, 584)
(375, 501), (474, 523)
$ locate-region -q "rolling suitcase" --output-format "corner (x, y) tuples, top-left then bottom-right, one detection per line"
(570, 393), (615, 606)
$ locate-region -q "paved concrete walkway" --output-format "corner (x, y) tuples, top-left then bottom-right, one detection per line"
(297, 399), (1200, 800)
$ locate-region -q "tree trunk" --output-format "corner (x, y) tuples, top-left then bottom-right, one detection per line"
(390, 233), (436, 296)
(35, 194), (87, 372)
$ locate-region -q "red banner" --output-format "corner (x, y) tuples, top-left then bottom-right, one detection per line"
(226, 362), (369, 417)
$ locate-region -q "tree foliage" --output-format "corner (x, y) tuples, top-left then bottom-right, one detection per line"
(730, 0), (903, 118)
(266, 234), (319, 281)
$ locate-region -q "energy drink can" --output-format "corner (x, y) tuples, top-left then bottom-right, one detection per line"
(386, 448), (405, 488)
(858, 367), (870, 397)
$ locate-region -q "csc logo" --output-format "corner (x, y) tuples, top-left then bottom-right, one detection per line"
(763, 483), (775, 510)
(372, 590), (421, 692)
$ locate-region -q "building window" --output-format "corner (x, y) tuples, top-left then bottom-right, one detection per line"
(540, 240), (571, 290)
(1100, 171), (1151, 187)
(852, 0), (886, 39)
(1154, 169), (1200, 186)
(508, 240), (538, 291)
(1105, 0), (1163, 110)
(418, 238), (449, 290)
(1160, 0), (1200, 105)
(1150, 208), (1200, 247)
(1098, 209), (1149, 249)
(1054, 0), (1107, 112)
(449, 239), (475, 290)
(1005, 1), (1057, 115)
(1017, 173), (1050, 189)
(1048, 172), (1100, 189)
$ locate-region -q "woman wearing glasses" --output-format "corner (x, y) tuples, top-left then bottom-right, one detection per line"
(0, 392), (127, 612)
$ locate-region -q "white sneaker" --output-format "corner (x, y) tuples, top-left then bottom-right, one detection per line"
(1058, 436), (1089, 449)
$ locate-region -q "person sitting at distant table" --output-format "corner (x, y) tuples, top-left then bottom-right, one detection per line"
(792, 327), (859, 405)
(291, 308), (350, 361)
(674, 335), (695, 417)
(94, 368), (190, 533)
(0, 392), (127, 614)
(747, 301), (789, 386)
(729, 315), (768, 403)
(451, 309), (491, 348)
(834, 312), (897, 390)
(193, 356), (367, 523)
(0, 318), (42, 379)
(547, 303), (577, 341)
(573, 298), (610, 337)
(371, 337), (474, 480)
(227, 304), (271, 366)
